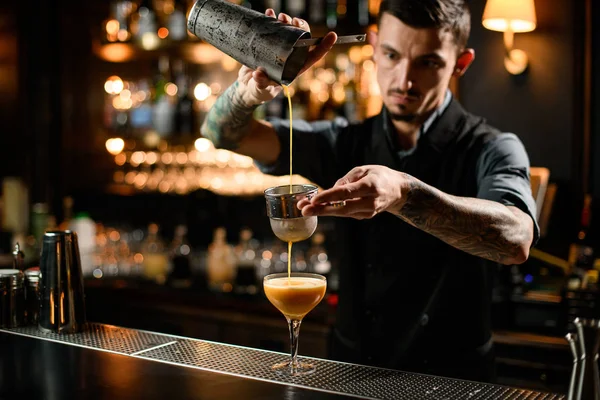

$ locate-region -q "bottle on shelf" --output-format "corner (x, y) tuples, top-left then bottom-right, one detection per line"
(141, 223), (170, 284)
(114, 0), (135, 42)
(58, 196), (73, 230)
(70, 212), (97, 277)
(326, 0), (338, 29)
(283, 0), (306, 19)
(152, 56), (175, 137)
(308, 0), (326, 25)
(167, 0), (189, 41)
(206, 227), (237, 292)
(307, 232), (331, 276)
(567, 195), (595, 290)
(131, 0), (160, 50)
(130, 78), (154, 135)
(168, 224), (193, 288)
(263, 0), (281, 12)
(172, 59), (196, 137)
(234, 228), (259, 294)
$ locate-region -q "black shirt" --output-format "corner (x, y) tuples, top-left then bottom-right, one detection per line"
(258, 99), (539, 382)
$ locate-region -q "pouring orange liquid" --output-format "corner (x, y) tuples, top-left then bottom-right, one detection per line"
(283, 85), (294, 280)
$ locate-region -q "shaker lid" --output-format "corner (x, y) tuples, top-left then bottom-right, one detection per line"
(0, 269), (25, 289)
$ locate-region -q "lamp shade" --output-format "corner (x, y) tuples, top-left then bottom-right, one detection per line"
(482, 0), (537, 33)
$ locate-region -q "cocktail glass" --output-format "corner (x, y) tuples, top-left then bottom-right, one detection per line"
(263, 272), (327, 376)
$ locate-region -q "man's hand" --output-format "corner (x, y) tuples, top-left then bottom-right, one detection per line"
(298, 165), (408, 219)
(238, 9), (337, 107)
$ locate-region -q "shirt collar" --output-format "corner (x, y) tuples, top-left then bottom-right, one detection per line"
(421, 89), (453, 136)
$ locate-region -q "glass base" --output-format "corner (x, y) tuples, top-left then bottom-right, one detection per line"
(271, 360), (316, 376)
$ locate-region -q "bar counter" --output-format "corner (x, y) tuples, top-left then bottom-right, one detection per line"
(0, 323), (565, 399)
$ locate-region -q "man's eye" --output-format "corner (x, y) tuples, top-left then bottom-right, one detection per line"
(384, 52), (398, 61)
(421, 59), (440, 68)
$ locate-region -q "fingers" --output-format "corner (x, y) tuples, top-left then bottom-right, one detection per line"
(278, 12), (292, 24)
(335, 167), (368, 186)
(292, 17), (310, 33)
(265, 8), (276, 18)
(252, 68), (278, 89)
(310, 180), (371, 204)
(301, 198), (378, 218)
(297, 198), (311, 209)
(300, 32), (338, 75)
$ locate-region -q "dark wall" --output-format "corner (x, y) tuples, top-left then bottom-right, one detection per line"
(460, 0), (586, 239)
(592, 0), (600, 199)
(0, 3), (22, 179)
(461, 0), (577, 184)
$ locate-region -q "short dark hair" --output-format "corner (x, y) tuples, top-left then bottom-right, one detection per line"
(378, 0), (471, 48)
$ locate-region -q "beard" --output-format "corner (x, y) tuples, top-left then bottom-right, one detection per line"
(388, 110), (417, 122)
(386, 88), (421, 122)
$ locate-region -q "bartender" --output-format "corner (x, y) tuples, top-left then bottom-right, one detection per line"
(200, 0), (538, 383)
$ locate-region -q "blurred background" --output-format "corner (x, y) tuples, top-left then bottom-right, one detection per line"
(0, 0), (599, 393)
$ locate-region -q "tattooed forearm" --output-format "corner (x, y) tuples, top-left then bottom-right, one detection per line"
(392, 176), (532, 264)
(201, 81), (258, 150)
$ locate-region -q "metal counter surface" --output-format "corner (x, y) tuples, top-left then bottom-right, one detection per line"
(0, 323), (565, 400)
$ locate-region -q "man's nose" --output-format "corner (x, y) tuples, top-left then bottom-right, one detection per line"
(393, 60), (413, 92)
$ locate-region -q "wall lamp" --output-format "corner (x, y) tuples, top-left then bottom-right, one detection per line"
(482, 0), (537, 75)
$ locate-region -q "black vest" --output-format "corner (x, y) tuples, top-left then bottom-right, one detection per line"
(325, 99), (502, 373)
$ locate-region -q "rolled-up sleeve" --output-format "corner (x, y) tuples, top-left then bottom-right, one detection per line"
(476, 133), (540, 245)
(255, 116), (348, 189)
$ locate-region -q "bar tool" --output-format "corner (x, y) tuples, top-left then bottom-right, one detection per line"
(187, 0), (366, 85)
(566, 333), (581, 400)
(572, 318), (600, 400)
(264, 184), (318, 242)
(39, 230), (87, 334)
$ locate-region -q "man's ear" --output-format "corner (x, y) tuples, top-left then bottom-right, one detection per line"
(367, 29), (378, 48)
(453, 48), (475, 77)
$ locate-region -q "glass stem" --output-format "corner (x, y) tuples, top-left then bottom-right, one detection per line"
(288, 318), (302, 368)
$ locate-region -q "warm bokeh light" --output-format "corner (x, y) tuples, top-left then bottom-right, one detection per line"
(176, 152), (188, 165)
(117, 29), (130, 42)
(482, 0), (536, 32)
(115, 153), (127, 166)
(119, 89), (131, 100)
(143, 131), (161, 148)
(157, 27), (169, 39)
(140, 32), (160, 50)
(104, 76), (124, 95)
(349, 46), (363, 64)
(106, 19), (119, 35)
(131, 151), (146, 165)
(165, 82), (178, 96)
(96, 43), (134, 62)
(105, 138), (125, 155)
(194, 82), (211, 101)
(161, 152), (174, 164)
(195, 138), (212, 152)
(146, 152), (158, 165)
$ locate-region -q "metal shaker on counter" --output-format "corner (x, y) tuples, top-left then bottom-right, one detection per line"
(39, 231), (87, 334)
(566, 318), (600, 400)
(0, 269), (25, 328)
(0, 243), (26, 328)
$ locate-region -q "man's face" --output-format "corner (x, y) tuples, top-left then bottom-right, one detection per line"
(373, 13), (461, 122)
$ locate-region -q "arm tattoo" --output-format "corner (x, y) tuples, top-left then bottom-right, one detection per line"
(393, 177), (528, 264)
(201, 81), (258, 150)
